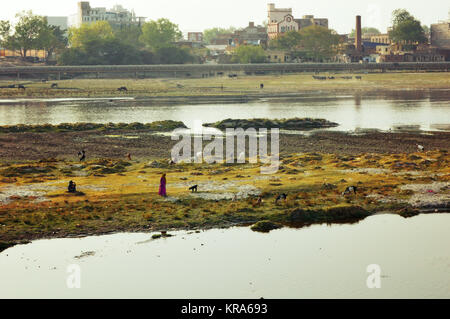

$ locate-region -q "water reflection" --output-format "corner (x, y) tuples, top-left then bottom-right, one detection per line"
(0, 214), (448, 298)
(0, 91), (448, 132)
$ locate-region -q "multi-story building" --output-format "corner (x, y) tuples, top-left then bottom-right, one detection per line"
(431, 15), (450, 49)
(187, 32), (204, 43)
(46, 16), (69, 31)
(229, 22), (268, 46)
(68, 2), (146, 28)
(295, 15), (328, 29)
(370, 34), (392, 45)
(267, 3), (328, 39)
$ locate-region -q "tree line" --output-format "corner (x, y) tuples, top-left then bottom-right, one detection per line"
(0, 11), (198, 65)
(0, 9), (430, 65)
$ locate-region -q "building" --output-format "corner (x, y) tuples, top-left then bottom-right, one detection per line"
(295, 15), (328, 29)
(68, 2), (146, 28)
(266, 50), (291, 63)
(46, 16), (69, 30)
(229, 22), (268, 47)
(370, 34), (391, 45)
(267, 3), (328, 39)
(431, 19), (450, 49)
(187, 32), (203, 43)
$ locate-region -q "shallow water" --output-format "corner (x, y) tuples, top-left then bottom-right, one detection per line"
(0, 92), (449, 131)
(0, 214), (449, 299)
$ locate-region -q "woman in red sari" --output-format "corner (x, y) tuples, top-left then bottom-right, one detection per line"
(158, 173), (167, 197)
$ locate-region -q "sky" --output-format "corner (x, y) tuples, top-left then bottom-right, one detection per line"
(1, 0), (448, 35)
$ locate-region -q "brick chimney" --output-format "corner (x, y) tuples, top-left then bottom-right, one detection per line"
(249, 22), (255, 28)
(355, 15), (362, 53)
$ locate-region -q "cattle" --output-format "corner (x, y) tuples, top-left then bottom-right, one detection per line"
(117, 86), (128, 92)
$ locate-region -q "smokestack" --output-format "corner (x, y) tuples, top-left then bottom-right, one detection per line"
(355, 15), (362, 53)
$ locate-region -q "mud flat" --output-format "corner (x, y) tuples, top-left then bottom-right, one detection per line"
(204, 118), (339, 130)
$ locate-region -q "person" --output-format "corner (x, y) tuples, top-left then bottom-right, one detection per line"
(68, 181), (76, 193)
(158, 173), (167, 197)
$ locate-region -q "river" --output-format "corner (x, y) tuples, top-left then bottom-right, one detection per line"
(0, 91), (449, 132)
(0, 214), (449, 299)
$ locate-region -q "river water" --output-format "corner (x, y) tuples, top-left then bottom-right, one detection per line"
(0, 214), (449, 299)
(0, 91), (449, 131)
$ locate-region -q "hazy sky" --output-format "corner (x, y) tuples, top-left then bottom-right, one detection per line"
(1, 0), (448, 34)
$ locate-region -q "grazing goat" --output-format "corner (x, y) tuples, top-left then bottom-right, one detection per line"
(275, 193), (287, 203)
(342, 186), (358, 196)
(189, 185), (198, 193)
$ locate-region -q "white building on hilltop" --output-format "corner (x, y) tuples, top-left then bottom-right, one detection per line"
(68, 1), (146, 28)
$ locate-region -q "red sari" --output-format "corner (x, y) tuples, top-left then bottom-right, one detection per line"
(159, 176), (167, 197)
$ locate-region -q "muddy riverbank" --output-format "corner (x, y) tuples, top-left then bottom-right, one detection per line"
(0, 129), (449, 162)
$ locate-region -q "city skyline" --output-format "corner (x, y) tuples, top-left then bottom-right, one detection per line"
(0, 0), (448, 35)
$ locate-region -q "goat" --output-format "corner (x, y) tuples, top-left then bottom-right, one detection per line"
(342, 186), (358, 196)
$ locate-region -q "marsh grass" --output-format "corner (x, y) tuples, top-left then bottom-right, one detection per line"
(0, 149), (448, 243)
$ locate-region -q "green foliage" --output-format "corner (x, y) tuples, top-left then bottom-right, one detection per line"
(298, 26), (341, 62)
(389, 9), (427, 44)
(140, 18), (182, 50)
(232, 45), (266, 63)
(40, 24), (67, 58)
(270, 31), (302, 51)
(271, 26), (340, 62)
(68, 21), (114, 49)
(348, 27), (381, 38)
(203, 27), (235, 44)
(155, 46), (195, 64)
(0, 11), (49, 57)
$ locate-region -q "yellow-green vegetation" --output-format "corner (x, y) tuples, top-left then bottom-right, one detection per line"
(0, 149), (448, 244)
(0, 72), (449, 98)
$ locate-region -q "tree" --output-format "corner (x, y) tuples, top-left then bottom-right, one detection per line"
(68, 21), (114, 49)
(297, 26), (340, 62)
(140, 18), (182, 50)
(271, 26), (340, 62)
(349, 27), (381, 38)
(113, 24), (143, 48)
(270, 30), (302, 51)
(203, 27), (235, 44)
(39, 24), (67, 60)
(0, 20), (14, 49)
(155, 46), (194, 64)
(389, 9), (427, 44)
(232, 45), (266, 63)
(3, 11), (48, 57)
